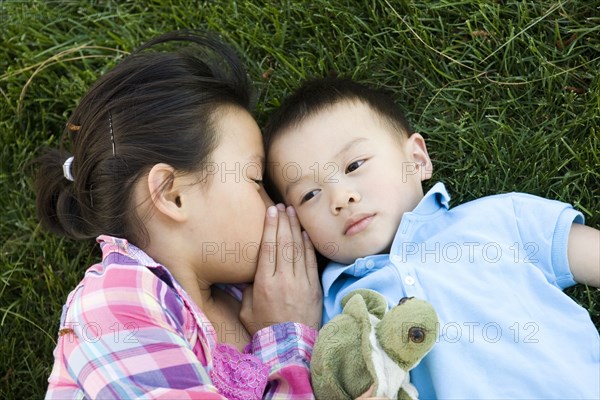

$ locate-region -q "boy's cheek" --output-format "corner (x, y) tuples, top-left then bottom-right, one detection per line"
(301, 216), (340, 257)
(315, 240), (340, 260)
(296, 212), (323, 240)
(295, 211), (311, 233)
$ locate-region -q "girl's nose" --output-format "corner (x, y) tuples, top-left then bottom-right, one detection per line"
(259, 186), (275, 208)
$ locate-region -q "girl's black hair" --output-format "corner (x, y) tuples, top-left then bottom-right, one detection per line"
(35, 30), (253, 247)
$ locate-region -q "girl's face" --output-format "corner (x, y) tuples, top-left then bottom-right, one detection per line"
(187, 106), (272, 283)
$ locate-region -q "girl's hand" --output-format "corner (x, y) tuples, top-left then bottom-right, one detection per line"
(240, 204), (323, 336)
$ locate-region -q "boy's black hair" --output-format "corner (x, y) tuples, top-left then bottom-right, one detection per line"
(263, 76), (412, 153)
(263, 76), (413, 204)
(34, 30), (253, 247)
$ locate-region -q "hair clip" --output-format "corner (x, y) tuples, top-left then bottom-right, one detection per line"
(63, 156), (75, 182)
(66, 122), (81, 132)
(108, 111), (116, 156)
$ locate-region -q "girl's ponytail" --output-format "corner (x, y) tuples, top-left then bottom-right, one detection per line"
(35, 147), (90, 240)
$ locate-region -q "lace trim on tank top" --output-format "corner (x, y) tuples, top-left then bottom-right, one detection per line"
(209, 342), (270, 400)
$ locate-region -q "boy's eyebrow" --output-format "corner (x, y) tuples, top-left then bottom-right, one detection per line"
(333, 137), (368, 160)
(285, 175), (314, 197)
(284, 137), (368, 197)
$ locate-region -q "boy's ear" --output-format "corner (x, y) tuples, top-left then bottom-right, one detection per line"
(408, 133), (433, 181)
(146, 163), (186, 222)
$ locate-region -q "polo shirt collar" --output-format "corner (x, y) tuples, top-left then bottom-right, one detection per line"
(321, 181), (451, 297)
(412, 181), (450, 215)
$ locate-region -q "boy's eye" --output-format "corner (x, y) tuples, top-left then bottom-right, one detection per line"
(346, 159), (365, 173)
(300, 189), (320, 204)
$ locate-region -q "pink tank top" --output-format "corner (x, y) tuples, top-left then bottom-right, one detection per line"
(205, 284), (271, 399)
(209, 342), (271, 399)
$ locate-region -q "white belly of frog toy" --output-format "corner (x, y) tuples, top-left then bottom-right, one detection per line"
(311, 289), (439, 399)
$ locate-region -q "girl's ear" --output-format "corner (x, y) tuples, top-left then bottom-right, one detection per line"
(408, 133), (433, 181)
(147, 163), (186, 222)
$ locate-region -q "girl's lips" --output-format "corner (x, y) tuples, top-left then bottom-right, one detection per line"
(344, 214), (375, 236)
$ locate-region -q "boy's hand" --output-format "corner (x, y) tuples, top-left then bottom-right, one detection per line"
(240, 204), (323, 336)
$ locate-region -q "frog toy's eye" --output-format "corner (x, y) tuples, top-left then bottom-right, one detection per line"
(398, 296), (414, 305)
(408, 327), (426, 343)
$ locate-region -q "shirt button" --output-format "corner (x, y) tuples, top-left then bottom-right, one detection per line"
(405, 276), (415, 286)
(365, 260), (375, 269)
(391, 255), (402, 263)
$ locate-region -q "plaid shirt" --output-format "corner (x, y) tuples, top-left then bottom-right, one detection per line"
(46, 235), (317, 399)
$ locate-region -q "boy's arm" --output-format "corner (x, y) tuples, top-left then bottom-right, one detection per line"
(567, 223), (600, 287)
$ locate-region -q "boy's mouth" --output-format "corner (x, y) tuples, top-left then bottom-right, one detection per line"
(344, 213), (375, 236)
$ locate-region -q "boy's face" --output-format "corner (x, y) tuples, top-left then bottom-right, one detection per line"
(268, 100), (432, 264)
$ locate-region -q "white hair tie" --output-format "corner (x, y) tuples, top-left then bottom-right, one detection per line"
(63, 156), (75, 182)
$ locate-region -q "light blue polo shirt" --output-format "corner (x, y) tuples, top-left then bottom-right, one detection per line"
(322, 182), (599, 399)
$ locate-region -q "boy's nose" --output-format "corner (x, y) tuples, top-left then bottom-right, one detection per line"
(330, 188), (361, 215)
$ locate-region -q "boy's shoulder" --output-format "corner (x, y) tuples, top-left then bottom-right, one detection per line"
(421, 182), (565, 211)
(411, 182), (581, 240)
(439, 190), (579, 230)
(453, 190), (568, 211)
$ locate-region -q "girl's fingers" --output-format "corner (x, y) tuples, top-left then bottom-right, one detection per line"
(247, 205), (323, 331)
(240, 285), (253, 316)
(257, 205), (279, 278)
(302, 231), (319, 287)
(275, 204), (293, 276)
(286, 206), (305, 276)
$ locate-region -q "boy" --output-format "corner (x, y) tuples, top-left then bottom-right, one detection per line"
(263, 77), (600, 399)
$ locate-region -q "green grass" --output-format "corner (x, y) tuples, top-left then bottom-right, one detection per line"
(1, 0), (598, 398)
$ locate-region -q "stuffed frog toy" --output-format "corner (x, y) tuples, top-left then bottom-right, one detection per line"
(311, 289), (439, 399)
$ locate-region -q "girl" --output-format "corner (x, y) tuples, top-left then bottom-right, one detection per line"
(36, 30), (322, 399)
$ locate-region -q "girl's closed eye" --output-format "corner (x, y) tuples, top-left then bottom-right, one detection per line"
(346, 159), (365, 173)
(247, 168), (263, 188)
(245, 170), (262, 187)
(300, 189), (321, 204)
(244, 162), (264, 187)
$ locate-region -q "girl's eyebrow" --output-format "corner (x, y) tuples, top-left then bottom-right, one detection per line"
(284, 137), (369, 197)
(248, 154), (265, 166)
